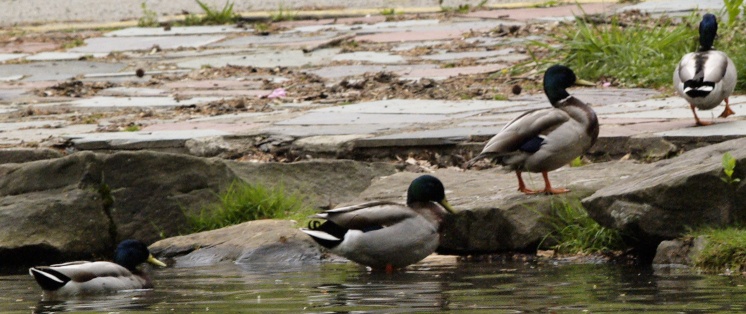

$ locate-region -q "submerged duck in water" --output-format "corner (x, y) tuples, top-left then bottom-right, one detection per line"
(300, 175), (456, 271)
(29, 239), (167, 297)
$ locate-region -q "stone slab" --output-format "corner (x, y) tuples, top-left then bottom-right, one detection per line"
(0, 89), (26, 102)
(273, 16), (385, 29)
(0, 53), (27, 62)
(355, 126), (505, 148)
(464, 3), (614, 21)
(0, 42), (57, 54)
(65, 129), (231, 150)
(141, 121), (263, 134)
(275, 112), (454, 125)
(307, 64), (439, 79)
(175, 48), (339, 69)
(356, 29), (464, 43)
(211, 32), (339, 47)
(403, 63), (508, 80)
(291, 19), (440, 33)
(0, 122), (97, 146)
(656, 120), (746, 137)
(0, 61), (127, 81)
(69, 35), (225, 53)
(68, 96), (221, 108)
(420, 48), (516, 61)
(106, 26), (249, 37)
(477, 54), (531, 64)
(332, 51), (406, 64)
(618, 0), (722, 14)
(26, 52), (109, 61)
(163, 79), (265, 90)
(98, 87), (168, 97)
(265, 124), (404, 137)
(312, 99), (515, 114)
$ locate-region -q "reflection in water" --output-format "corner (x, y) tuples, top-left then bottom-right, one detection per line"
(3, 259), (746, 313)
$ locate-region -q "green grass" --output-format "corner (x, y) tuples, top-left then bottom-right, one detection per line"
(183, 0), (238, 25)
(689, 227), (746, 272)
(188, 181), (315, 233)
(270, 5), (296, 22)
(516, 10), (746, 91)
(138, 2), (159, 27)
(61, 38), (85, 49)
(539, 199), (625, 254)
(380, 8), (396, 16)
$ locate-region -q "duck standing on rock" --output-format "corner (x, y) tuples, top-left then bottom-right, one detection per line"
(674, 13), (737, 126)
(465, 65), (598, 195)
(29, 239), (167, 297)
(300, 175), (456, 272)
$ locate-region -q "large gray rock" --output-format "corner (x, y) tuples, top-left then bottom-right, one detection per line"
(0, 153), (111, 265)
(583, 138), (746, 256)
(101, 151), (237, 244)
(0, 148), (64, 165)
(0, 152), (395, 267)
(149, 219), (326, 268)
(352, 161), (650, 253)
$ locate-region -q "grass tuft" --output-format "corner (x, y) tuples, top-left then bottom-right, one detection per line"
(188, 180), (314, 232)
(539, 199), (625, 254)
(270, 5), (297, 22)
(138, 2), (159, 27)
(690, 227), (746, 273)
(184, 0), (238, 25)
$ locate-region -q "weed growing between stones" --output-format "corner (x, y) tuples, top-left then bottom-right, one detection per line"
(188, 180), (314, 232)
(721, 152), (741, 185)
(184, 0), (239, 25)
(689, 228), (746, 274)
(539, 199), (625, 254)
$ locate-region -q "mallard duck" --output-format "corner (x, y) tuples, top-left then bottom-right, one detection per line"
(29, 239), (167, 297)
(674, 13), (737, 126)
(300, 175), (455, 271)
(465, 65), (598, 195)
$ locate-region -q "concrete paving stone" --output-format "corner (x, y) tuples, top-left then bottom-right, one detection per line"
(175, 48), (339, 69)
(599, 119), (693, 137)
(176, 89), (272, 97)
(618, 0), (722, 14)
(293, 134), (373, 153)
(69, 96), (221, 108)
(0, 88), (27, 101)
(355, 126), (506, 148)
(307, 64), (439, 79)
(312, 99), (516, 114)
(0, 61), (127, 82)
(65, 129), (231, 150)
(274, 16), (386, 29)
(0, 75), (24, 82)
(142, 121), (264, 134)
(98, 87), (168, 97)
(402, 63), (508, 80)
(164, 79), (266, 90)
(0, 123), (98, 146)
(0, 42), (57, 54)
(391, 41), (449, 51)
(356, 29), (465, 43)
(105, 26), (250, 37)
(464, 3), (614, 21)
(332, 51), (406, 64)
(291, 19), (440, 33)
(26, 52), (109, 61)
(655, 120), (746, 137)
(0, 53), (28, 62)
(275, 112), (454, 125)
(211, 32), (340, 47)
(477, 54), (530, 64)
(83, 69), (191, 80)
(464, 36), (547, 47)
(265, 124), (403, 137)
(0, 120), (69, 132)
(601, 96), (746, 119)
(69, 35), (225, 53)
(419, 48), (515, 61)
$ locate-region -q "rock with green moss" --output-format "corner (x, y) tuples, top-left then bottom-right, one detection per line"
(583, 137), (746, 257)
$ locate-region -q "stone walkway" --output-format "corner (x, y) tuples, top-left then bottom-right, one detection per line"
(1, 1), (743, 162)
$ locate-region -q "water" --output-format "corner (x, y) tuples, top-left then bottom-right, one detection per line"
(3, 258), (746, 313)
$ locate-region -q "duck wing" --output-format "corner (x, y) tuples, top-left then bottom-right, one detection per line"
(481, 108), (570, 156)
(314, 201), (417, 230)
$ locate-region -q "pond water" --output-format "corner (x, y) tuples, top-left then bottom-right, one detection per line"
(2, 257), (745, 313)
